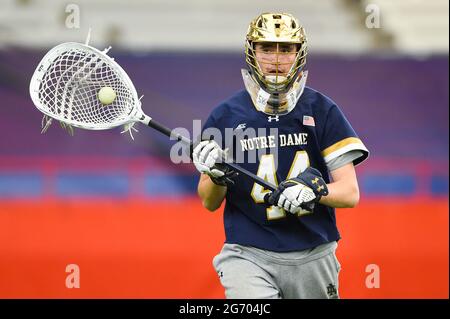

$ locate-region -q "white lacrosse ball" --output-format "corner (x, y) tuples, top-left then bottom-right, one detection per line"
(98, 87), (116, 105)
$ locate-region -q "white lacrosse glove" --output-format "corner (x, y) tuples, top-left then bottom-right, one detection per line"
(192, 140), (237, 186)
(266, 167), (329, 216)
(277, 184), (317, 215)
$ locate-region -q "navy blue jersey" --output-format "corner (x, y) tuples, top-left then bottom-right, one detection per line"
(202, 87), (369, 252)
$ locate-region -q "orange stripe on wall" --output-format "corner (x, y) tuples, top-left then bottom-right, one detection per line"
(0, 198), (448, 298)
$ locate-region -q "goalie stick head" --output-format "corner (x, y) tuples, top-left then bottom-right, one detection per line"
(29, 42), (144, 136)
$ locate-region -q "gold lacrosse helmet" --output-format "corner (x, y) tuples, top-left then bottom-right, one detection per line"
(245, 13), (307, 94)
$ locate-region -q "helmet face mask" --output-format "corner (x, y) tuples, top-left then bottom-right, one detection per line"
(251, 42), (301, 92)
(244, 13), (308, 115)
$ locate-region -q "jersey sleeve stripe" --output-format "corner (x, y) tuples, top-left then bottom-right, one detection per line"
(321, 137), (369, 164)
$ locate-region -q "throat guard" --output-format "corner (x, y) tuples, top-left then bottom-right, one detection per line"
(242, 68), (308, 115)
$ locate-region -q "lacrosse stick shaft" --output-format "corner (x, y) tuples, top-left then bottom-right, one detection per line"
(146, 118), (276, 191)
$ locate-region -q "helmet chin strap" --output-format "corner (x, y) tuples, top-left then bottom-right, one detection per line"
(241, 69), (308, 115)
(265, 74), (288, 83)
(264, 75), (289, 92)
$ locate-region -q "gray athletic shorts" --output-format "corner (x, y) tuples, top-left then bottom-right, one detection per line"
(213, 241), (341, 299)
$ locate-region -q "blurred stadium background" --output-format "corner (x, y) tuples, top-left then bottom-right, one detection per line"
(0, 0), (448, 298)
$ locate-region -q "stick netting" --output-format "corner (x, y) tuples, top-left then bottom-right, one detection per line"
(37, 46), (137, 128)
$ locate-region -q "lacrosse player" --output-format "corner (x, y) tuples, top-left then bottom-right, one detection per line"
(193, 13), (369, 299)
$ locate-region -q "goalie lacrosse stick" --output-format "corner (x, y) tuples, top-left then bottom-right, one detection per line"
(29, 42), (277, 193)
